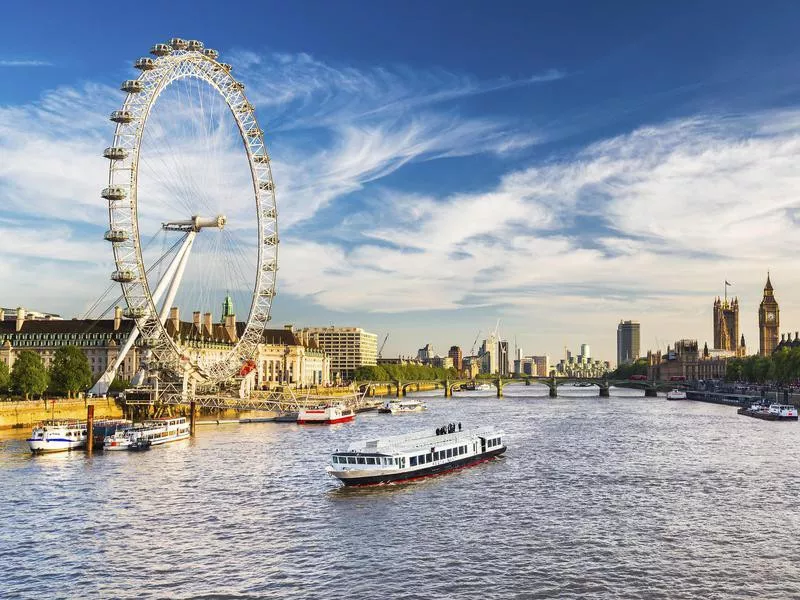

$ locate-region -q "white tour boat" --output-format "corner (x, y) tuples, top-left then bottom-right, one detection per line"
(297, 404), (355, 425)
(475, 383), (494, 392)
(767, 404), (798, 420)
(666, 389), (687, 400)
(327, 426), (506, 486)
(27, 420), (87, 454)
(378, 399), (427, 414)
(103, 417), (190, 451)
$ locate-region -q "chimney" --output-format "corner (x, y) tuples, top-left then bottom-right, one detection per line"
(15, 307), (24, 332)
(169, 306), (179, 333)
(203, 312), (212, 338)
(114, 306), (122, 331)
(225, 314), (237, 342)
(193, 311), (201, 333)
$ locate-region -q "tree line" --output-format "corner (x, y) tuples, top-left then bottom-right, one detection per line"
(0, 346), (125, 400)
(353, 364), (458, 382)
(725, 346), (800, 384)
(607, 358), (648, 380)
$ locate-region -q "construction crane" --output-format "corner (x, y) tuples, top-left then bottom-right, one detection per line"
(378, 333), (389, 359)
(470, 330), (481, 356)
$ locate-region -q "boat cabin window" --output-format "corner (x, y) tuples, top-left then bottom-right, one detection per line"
(446, 449), (452, 458)
(410, 456), (418, 466)
(357, 457), (366, 464)
(366, 457), (376, 465)
(347, 457), (356, 464)
(426, 453), (433, 463)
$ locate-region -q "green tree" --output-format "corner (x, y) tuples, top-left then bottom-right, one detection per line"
(11, 350), (49, 400)
(609, 358), (648, 379)
(50, 346), (93, 398)
(109, 377), (130, 394)
(0, 360), (10, 396)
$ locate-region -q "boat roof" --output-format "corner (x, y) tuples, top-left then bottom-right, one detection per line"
(340, 426), (503, 455)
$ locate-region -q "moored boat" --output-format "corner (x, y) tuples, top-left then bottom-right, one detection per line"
(474, 383), (493, 392)
(27, 420), (87, 454)
(103, 417), (190, 451)
(666, 389), (687, 400)
(327, 426), (506, 486)
(297, 404), (355, 425)
(737, 403), (798, 421)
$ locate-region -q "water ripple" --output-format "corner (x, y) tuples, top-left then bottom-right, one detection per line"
(1, 393), (799, 598)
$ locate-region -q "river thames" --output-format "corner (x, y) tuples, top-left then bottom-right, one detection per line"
(1, 387), (799, 599)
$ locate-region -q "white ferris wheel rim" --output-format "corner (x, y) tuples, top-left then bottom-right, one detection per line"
(103, 39), (278, 384)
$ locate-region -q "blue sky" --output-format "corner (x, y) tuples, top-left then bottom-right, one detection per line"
(3, 1), (800, 363)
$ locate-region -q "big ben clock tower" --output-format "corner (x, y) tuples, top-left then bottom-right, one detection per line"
(759, 273), (779, 356)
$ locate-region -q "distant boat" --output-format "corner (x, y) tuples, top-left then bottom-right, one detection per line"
(666, 389), (687, 400)
(475, 383), (493, 392)
(378, 399), (427, 414)
(297, 404), (355, 425)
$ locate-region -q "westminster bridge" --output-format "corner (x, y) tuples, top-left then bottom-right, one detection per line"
(356, 377), (679, 398)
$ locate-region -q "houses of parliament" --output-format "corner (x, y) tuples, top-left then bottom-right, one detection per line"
(714, 274), (781, 358)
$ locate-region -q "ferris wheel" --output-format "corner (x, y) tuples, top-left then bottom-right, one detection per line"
(96, 38), (277, 392)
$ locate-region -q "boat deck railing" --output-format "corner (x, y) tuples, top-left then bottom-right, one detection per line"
(348, 427), (502, 454)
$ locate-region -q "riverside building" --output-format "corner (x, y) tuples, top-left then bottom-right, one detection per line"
(300, 326), (378, 381)
(0, 304), (332, 390)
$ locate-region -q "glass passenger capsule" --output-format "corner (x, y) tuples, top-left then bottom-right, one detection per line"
(150, 43), (171, 56)
(134, 57), (156, 70)
(122, 307), (146, 319)
(186, 40), (204, 51)
(103, 147), (128, 160)
(111, 270), (135, 283)
(169, 38), (188, 50)
(121, 80), (143, 93)
(110, 110), (133, 123)
(103, 229), (129, 243)
(101, 186), (126, 200)
(203, 48), (219, 59)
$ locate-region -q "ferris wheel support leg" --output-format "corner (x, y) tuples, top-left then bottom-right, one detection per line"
(89, 234), (195, 396)
(158, 231), (196, 323)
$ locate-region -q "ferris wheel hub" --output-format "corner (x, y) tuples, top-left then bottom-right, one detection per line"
(162, 214), (227, 232)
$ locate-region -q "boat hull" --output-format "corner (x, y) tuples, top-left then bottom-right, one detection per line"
(27, 439), (85, 454)
(332, 446), (506, 486)
(297, 415), (355, 425)
(737, 408), (799, 421)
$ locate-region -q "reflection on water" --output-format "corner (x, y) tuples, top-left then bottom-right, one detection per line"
(1, 393), (799, 599)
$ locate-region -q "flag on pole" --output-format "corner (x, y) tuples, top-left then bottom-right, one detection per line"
(725, 280), (732, 286)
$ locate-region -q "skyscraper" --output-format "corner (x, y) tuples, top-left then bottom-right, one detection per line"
(580, 343), (590, 359)
(498, 340), (509, 376)
(617, 321), (640, 366)
(448, 345), (463, 371)
(758, 273), (780, 356)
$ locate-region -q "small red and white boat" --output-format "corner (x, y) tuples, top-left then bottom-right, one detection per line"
(297, 404), (355, 425)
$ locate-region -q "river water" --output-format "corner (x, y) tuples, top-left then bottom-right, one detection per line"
(1, 386), (799, 599)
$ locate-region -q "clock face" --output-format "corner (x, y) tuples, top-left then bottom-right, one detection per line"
(766, 312), (776, 323)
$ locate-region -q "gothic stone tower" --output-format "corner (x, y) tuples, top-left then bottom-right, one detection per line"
(759, 273), (780, 356)
(713, 296), (739, 352)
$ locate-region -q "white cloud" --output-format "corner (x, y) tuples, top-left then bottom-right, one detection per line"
(279, 110), (800, 360)
(0, 60), (52, 67)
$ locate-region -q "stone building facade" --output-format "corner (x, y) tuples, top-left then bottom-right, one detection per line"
(647, 339), (728, 381)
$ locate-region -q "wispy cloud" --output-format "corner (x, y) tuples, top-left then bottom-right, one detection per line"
(0, 59), (52, 67)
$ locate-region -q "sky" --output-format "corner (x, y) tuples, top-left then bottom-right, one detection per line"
(3, 1), (800, 364)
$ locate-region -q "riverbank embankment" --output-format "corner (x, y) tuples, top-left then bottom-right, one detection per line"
(0, 398), (124, 430)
